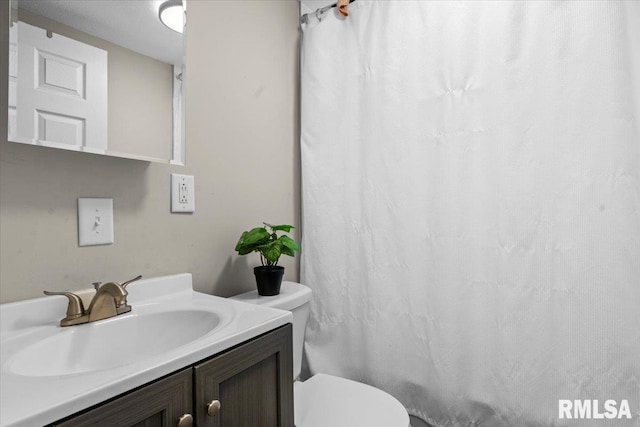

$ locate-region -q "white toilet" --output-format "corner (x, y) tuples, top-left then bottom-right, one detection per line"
(231, 281), (410, 427)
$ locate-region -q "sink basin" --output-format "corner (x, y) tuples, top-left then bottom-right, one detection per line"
(9, 309), (221, 377)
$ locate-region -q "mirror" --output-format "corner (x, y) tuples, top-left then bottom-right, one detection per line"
(7, 0), (185, 165)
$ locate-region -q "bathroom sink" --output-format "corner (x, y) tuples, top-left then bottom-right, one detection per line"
(9, 309), (221, 377)
(0, 273), (292, 427)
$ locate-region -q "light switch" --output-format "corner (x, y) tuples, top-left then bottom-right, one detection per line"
(171, 173), (195, 213)
(78, 198), (114, 246)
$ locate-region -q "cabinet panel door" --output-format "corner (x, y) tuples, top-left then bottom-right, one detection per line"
(195, 324), (294, 427)
(52, 369), (192, 427)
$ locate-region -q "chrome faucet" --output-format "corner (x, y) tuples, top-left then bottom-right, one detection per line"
(44, 275), (142, 327)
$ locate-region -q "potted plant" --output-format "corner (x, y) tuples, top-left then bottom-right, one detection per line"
(234, 223), (300, 296)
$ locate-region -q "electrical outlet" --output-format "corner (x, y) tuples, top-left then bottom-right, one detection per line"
(179, 182), (189, 203)
(171, 173), (195, 213)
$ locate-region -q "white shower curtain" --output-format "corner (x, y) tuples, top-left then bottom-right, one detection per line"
(300, 1), (640, 426)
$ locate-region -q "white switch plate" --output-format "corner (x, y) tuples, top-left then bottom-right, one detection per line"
(78, 198), (114, 246)
(171, 173), (195, 213)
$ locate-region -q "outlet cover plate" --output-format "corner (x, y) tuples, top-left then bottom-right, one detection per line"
(78, 198), (114, 246)
(171, 173), (195, 213)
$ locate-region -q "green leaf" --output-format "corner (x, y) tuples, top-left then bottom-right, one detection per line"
(236, 245), (255, 256)
(281, 246), (295, 257)
(235, 227), (270, 253)
(260, 240), (283, 265)
(243, 227), (270, 244)
(265, 223), (294, 233)
(279, 235), (300, 252)
(234, 231), (249, 252)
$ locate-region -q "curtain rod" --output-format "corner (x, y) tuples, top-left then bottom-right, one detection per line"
(300, 0), (356, 25)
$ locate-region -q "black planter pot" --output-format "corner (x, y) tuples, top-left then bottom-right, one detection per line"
(253, 266), (285, 296)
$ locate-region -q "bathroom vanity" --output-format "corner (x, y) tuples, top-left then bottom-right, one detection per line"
(0, 274), (294, 427)
(53, 325), (292, 427)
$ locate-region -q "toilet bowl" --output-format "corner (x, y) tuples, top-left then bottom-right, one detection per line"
(231, 281), (410, 427)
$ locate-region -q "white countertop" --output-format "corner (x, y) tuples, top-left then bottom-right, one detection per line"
(0, 273), (292, 427)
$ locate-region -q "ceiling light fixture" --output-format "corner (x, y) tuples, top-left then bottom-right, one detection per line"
(159, 0), (184, 34)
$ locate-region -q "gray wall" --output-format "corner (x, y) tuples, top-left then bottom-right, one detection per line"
(0, 0), (300, 303)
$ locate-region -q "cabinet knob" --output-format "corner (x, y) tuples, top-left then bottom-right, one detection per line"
(207, 399), (221, 416)
(177, 413), (193, 427)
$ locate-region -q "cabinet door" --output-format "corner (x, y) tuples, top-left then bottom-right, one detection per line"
(52, 369), (192, 427)
(194, 324), (294, 427)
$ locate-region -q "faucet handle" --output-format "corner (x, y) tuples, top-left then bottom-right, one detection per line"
(120, 274), (143, 289)
(43, 291), (86, 320)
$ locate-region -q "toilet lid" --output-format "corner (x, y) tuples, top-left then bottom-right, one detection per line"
(294, 374), (409, 427)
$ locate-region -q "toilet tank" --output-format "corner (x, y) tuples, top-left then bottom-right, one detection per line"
(229, 281), (312, 379)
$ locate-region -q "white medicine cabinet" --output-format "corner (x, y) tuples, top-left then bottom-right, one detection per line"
(6, 0), (186, 165)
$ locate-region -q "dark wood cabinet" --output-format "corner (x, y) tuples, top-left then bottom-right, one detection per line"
(194, 323), (293, 427)
(50, 324), (293, 427)
(52, 369), (192, 427)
